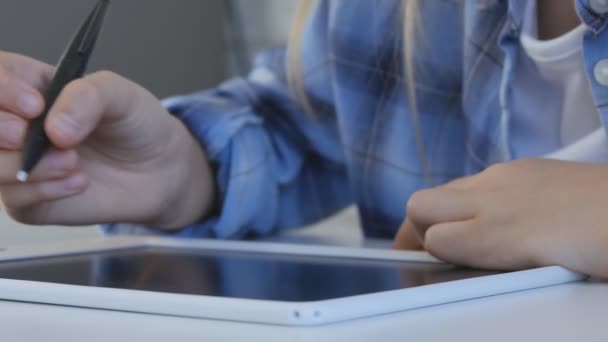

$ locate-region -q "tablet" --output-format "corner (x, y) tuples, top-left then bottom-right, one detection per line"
(0, 237), (584, 325)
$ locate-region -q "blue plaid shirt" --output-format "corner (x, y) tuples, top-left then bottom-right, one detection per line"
(105, 0), (608, 239)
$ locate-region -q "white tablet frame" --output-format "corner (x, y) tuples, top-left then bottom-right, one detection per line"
(0, 236), (585, 326)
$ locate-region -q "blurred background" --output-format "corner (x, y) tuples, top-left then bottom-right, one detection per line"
(0, 0), (308, 245)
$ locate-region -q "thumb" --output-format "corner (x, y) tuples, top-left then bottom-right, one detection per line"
(45, 71), (137, 149)
(393, 218), (424, 250)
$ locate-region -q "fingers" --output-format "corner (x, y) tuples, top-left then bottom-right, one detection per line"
(406, 187), (477, 240)
(0, 111), (27, 149)
(0, 149), (78, 184)
(443, 175), (475, 191)
(424, 220), (477, 266)
(45, 71), (136, 149)
(0, 64), (44, 118)
(393, 218), (424, 250)
(0, 172), (88, 211)
(0, 51), (54, 91)
(423, 219), (536, 271)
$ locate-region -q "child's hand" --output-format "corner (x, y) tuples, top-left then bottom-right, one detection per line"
(394, 158), (608, 278)
(0, 51), (215, 229)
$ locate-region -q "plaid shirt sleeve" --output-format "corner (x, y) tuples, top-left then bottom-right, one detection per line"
(104, 0), (467, 239)
(123, 2), (351, 239)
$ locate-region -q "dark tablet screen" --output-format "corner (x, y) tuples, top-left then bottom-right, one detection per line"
(0, 247), (500, 301)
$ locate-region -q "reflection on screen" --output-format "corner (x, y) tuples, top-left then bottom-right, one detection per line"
(0, 248), (500, 301)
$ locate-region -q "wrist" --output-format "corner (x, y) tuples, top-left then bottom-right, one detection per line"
(153, 115), (216, 230)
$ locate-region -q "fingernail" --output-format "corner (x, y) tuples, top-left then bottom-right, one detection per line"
(64, 174), (87, 192)
(17, 93), (40, 115)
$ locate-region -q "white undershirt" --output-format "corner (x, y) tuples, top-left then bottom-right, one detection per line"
(510, 0), (608, 163)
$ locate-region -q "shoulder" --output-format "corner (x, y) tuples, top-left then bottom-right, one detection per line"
(324, 0), (464, 93)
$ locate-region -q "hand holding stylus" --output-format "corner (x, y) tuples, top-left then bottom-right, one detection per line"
(0, 52), (214, 229)
(18, 0), (111, 182)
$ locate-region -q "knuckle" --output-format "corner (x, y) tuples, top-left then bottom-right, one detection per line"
(93, 70), (123, 87)
(91, 70), (139, 115)
(87, 70), (131, 108)
(406, 189), (442, 225)
(59, 80), (102, 118)
(94, 69), (137, 96)
(406, 191), (425, 213)
(66, 78), (100, 105)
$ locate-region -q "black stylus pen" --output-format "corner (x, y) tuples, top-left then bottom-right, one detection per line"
(17, 0), (110, 182)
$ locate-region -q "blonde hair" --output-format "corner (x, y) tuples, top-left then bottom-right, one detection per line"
(286, 0), (432, 183)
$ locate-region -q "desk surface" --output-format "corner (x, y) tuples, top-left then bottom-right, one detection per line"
(1, 212), (607, 342)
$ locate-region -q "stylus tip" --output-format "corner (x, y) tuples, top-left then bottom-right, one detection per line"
(16, 171), (29, 183)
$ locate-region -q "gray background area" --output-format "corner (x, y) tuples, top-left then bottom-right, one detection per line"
(0, 1), (360, 247)
(0, 0), (227, 98)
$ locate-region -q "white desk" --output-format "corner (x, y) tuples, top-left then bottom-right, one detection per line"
(1, 212), (606, 342)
